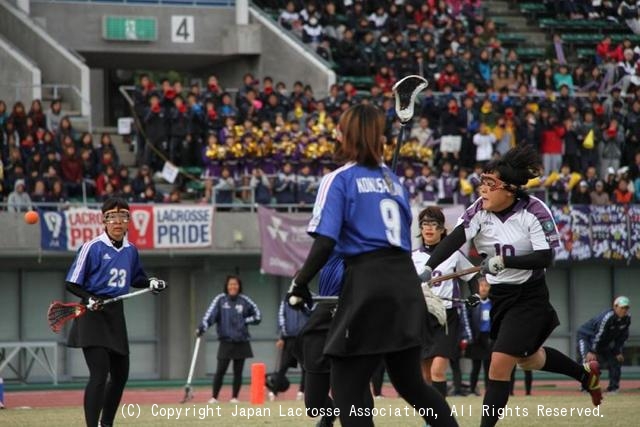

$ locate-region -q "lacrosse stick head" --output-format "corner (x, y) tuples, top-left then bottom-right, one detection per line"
(48, 301), (86, 333)
(392, 75), (429, 124)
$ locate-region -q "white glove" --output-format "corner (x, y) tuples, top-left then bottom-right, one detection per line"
(480, 256), (505, 275)
(149, 277), (167, 294)
(422, 284), (447, 327)
(87, 297), (103, 311)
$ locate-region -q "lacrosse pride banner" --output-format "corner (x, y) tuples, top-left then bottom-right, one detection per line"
(257, 206), (314, 277)
(39, 205), (214, 251)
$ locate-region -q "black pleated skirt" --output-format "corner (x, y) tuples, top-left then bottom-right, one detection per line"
(67, 301), (129, 355)
(422, 308), (460, 359)
(324, 248), (425, 357)
(217, 340), (253, 360)
(489, 277), (560, 358)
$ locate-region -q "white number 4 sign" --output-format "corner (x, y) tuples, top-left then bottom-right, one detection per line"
(171, 16), (194, 43)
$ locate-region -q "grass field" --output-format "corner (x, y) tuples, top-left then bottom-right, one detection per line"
(1, 394), (638, 426)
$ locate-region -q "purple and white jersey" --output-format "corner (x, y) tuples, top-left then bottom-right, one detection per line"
(458, 196), (560, 285)
(412, 247), (477, 309)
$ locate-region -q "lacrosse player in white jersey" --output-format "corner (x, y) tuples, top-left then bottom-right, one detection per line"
(412, 206), (479, 397)
(419, 145), (602, 427)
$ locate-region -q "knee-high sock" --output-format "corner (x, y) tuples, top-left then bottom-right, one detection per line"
(541, 347), (587, 384)
(432, 380), (447, 397)
(480, 380), (510, 427)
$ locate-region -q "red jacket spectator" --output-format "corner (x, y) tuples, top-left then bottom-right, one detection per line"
(540, 121), (566, 155)
(596, 38), (623, 63)
(60, 146), (83, 184)
(95, 165), (122, 196)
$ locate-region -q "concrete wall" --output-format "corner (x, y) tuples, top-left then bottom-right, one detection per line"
(0, 0), (90, 115)
(251, 7), (336, 99)
(29, 3), (334, 97)
(0, 34), (41, 106)
(30, 3), (260, 56)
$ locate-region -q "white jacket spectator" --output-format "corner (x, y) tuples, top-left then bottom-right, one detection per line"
(473, 127), (497, 162)
(7, 179), (32, 212)
(410, 117), (436, 147)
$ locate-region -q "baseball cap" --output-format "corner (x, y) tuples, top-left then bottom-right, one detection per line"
(614, 296), (630, 307)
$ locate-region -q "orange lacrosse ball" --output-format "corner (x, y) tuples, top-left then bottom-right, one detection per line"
(24, 210), (39, 225)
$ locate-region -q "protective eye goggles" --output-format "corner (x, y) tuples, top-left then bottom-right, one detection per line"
(420, 220), (443, 229)
(480, 173), (517, 192)
(103, 210), (130, 224)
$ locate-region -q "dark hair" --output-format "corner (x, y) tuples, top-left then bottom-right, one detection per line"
(101, 197), (129, 213)
(484, 144), (541, 187)
(224, 275), (243, 294)
(335, 104), (385, 167)
(418, 206), (447, 237)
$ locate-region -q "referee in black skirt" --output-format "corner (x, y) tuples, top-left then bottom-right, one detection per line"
(422, 145), (602, 427)
(288, 104), (456, 427)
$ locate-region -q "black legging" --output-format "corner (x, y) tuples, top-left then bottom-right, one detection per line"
(370, 361), (385, 396)
(305, 371), (374, 420)
(510, 368), (533, 395)
(276, 337), (305, 394)
(82, 346), (130, 427)
(213, 358), (245, 399)
(330, 346), (457, 427)
(470, 358), (490, 392)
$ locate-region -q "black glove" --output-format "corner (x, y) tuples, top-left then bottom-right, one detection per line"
(86, 297), (104, 312)
(148, 277), (167, 294)
(195, 325), (206, 338)
(286, 279), (312, 309)
(465, 294), (481, 307)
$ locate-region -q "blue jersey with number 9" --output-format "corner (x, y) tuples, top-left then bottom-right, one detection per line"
(308, 162), (412, 256)
(66, 233), (147, 297)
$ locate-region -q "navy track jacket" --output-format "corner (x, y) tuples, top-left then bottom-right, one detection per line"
(577, 309), (630, 355)
(200, 293), (261, 342)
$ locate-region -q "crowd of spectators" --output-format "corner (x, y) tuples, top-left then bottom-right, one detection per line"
(4, 1), (640, 210)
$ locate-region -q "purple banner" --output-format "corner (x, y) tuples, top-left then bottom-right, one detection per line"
(570, 205), (592, 261)
(551, 205), (571, 261)
(590, 205), (629, 260)
(257, 206), (314, 277)
(629, 205), (640, 261)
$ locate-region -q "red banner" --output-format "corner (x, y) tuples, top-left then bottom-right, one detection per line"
(128, 205), (154, 249)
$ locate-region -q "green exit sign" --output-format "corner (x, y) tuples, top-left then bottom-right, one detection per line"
(103, 16), (157, 42)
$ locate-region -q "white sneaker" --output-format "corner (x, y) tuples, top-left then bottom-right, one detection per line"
(230, 398), (239, 403)
(268, 391), (276, 402)
(207, 397), (218, 404)
(296, 391), (304, 401)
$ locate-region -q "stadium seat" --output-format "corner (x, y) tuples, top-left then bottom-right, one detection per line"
(338, 76), (374, 89)
(497, 33), (527, 45)
(515, 47), (546, 60)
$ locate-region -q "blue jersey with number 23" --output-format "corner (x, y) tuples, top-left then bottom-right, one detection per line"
(308, 162), (412, 256)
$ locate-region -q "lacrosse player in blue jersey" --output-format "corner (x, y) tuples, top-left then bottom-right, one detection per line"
(65, 197), (166, 427)
(287, 104), (456, 427)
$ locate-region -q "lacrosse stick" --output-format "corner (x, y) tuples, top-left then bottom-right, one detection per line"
(47, 288), (152, 333)
(180, 336), (201, 403)
(438, 295), (481, 307)
(312, 266), (481, 304)
(390, 75), (429, 172)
